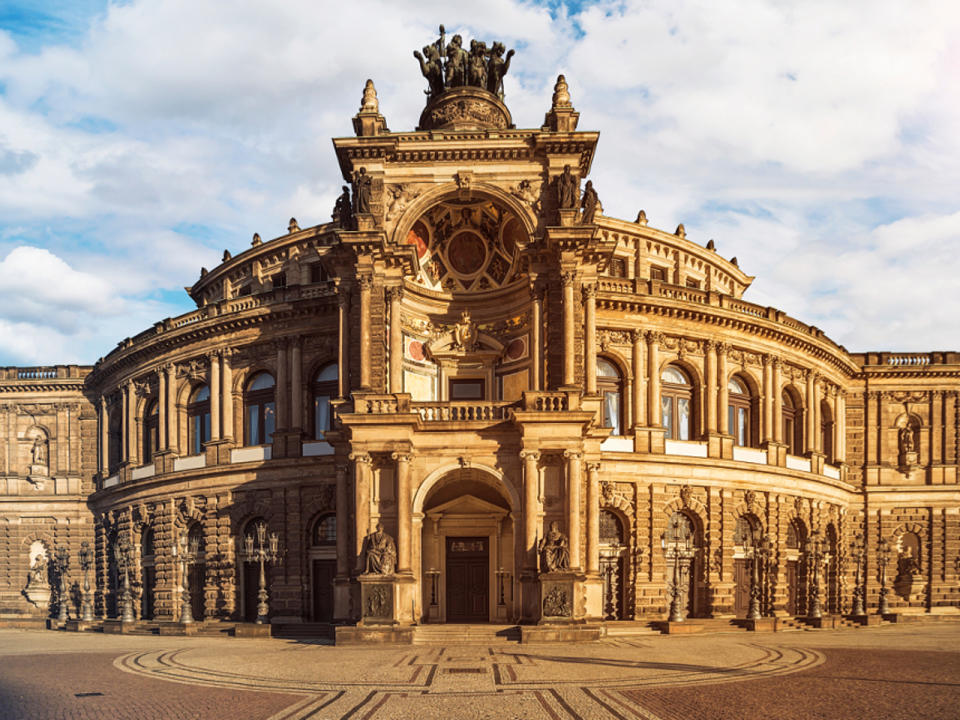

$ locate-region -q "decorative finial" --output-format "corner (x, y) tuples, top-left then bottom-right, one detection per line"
(635, 210), (647, 225)
(731, 256), (739, 267)
(552, 75), (572, 108)
(706, 239), (715, 250)
(200, 267), (208, 277)
(675, 223), (686, 238)
(222, 250), (231, 262)
(360, 79), (379, 113)
(288, 217), (300, 234)
(251, 233), (262, 247)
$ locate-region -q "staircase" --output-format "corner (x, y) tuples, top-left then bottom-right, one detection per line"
(413, 624), (521, 645)
(272, 623), (334, 640)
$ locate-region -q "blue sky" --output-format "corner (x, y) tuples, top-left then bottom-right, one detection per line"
(0, 0), (958, 365)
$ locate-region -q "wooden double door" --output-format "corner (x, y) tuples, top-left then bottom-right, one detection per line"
(445, 537), (489, 622)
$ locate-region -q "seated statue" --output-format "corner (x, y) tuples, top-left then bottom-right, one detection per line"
(363, 523), (397, 575)
(538, 521), (570, 572)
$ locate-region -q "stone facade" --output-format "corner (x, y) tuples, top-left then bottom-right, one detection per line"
(0, 63), (958, 631)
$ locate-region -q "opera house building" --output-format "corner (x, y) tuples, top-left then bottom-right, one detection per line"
(1, 36), (957, 642)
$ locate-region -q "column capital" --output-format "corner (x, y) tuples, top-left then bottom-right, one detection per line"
(357, 274), (374, 291)
(582, 283), (598, 300)
(391, 451), (413, 463)
(585, 461), (601, 474)
(716, 341), (730, 356)
(563, 449), (583, 461)
(630, 328), (644, 344)
(386, 285), (404, 302)
(519, 449), (541, 462)
(647, 331), (665, 347)
(349, 452), (373, 465)
(561, 270), (577, 288)
(703, 339), (717, 353)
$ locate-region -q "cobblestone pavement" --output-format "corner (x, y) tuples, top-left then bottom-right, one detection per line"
(0, 624), (957, 719)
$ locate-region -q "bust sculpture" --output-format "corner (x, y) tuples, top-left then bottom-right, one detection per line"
(363, 523), (397, 575)
(538, 521), (570, 572)
(453, 309), (478, 352)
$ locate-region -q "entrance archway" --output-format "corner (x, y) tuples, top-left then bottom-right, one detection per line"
(416, 466), (517, 624)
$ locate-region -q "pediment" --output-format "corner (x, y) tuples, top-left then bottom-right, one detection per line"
(425, 493), (508, 518)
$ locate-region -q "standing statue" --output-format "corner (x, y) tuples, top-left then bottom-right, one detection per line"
(363, 523), (397, 575)
(556, 165), (578, 209)
(31, 436), (47, 466)
(414, 45), (446, 98)
(333, 185), (353, 229)
(580, 180), (600, 224)
(899, 425), (916, 454)
(468, 40), (488, 88)
(538, 521), (571, 572)
(444, 34), (468, 88)
(29, 553), (49, 587)
(352, 167), (373, 215)
(486, 42), (515, 99)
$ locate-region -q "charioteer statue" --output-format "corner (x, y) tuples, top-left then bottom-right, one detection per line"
(414, 24), (515, 101)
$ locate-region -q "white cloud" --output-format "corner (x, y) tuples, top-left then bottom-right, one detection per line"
(0, 0), (957, 363)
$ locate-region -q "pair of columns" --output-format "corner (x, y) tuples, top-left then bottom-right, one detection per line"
(521, 449), (601, 575)
(561, 273), (598, 390)
(347, 451), (413, 575)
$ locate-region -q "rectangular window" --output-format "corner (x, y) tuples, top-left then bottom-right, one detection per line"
(662, 396), (673, 437)
(728, 406), (735, 440)
(650, 266), (667, 282)
(314, 395), (331, 439)
(685, 278), (701, 289)
(603, 391), (621, 436)
(272, 273), (287, 289)
(737, 408), (747, 446)
(263, 402), (275, 444)
(449, 378), (484, 400)
(248, 403), (260, 446)
(677, 398), (690, 440)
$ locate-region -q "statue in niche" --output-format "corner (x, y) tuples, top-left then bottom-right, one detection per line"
(333, 185), (353, 229)
(897, 547), (921, 579)
(899, 425), (916, 455)
(414, 44), (445, 98)
(538, 521), (570, 572)
(352, 167), (373, 215)
(363, 523), (397, 575)
(31, 436), (47, 467)
(452, 310), (478, 352)
(580, 180), (600, 224)
(29, 553), (49, 587)
(556, 165), (578, 210)
(486, 42), (515, 99)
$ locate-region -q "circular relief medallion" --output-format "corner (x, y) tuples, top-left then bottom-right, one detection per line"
(506, 337), (526, 361)
(408, 340), (425, 361)
(447, 231), (487, 276)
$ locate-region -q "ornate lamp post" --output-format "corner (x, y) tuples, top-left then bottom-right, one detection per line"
(240, 522), (281, 625)
(805, 531), (824, 619)
(78, 541), (94, 622)
(113, 536), (136, 623)
(756, 535), (774, 616)
(663, 514), (693, 622)
(745, 532), (765, 621)
(172, 531), (200, 624)
(877, 537), (892, 615)
(850, 533), (866, 617)
(53, 546), (70, 622)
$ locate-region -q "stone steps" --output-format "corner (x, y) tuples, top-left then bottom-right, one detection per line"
(413, 624), (521, 644)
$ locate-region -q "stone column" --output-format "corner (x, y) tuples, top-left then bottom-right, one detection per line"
(520, 450), (540, 571)
(762, 355), (774, 443)
(586, 462), (600, 575)
(290, 338), (303, 433)
(564, 450), (582, 570)
(275, 341), (288, 432)
(351, 453), (372, 568)
(806, 372), (816, 454)
(388, 287), (403, 393)
(121, 382), (129, 462)
(221, 352), (233, 441)
(165, 364), (177, 453)
(705, 341), (717, 433)
(584, 284), (597, 394)
(835, 391), (846, 463)
(157, 368), (167, 451)
(358, 275), (372, 389)
(530, 287), (542, 391)
(718, 344), (730, 434)
(632, 330), (644, 428)
(125, 380), (137, 465)
(773, 360), (783, 443)
(99, 396), (109, 472)
(647, 332), (661, 426)
(932, 391), (943, 465)
(335, 462), (350, 577)
(337, 288), (351, 398)
(562, 271), (576, 386)
(393, 452), (412, 573)
(209, 351), (221, 441)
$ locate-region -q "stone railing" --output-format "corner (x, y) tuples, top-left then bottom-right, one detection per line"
(352, 394), (412, 415)
(521, 391), (580, 412)
(414, 401), (515, 422)
(853, 351), (960, 367)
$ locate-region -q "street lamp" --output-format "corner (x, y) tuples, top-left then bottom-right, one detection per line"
(756, 535), (774, 616)
(53, 546), (70, 622)
(78, 541), (94, 622)
(745, 532), (768, 621)
(850, 533), (866, 617)
(805, 531), (824, 619)
(172, 531), (200, 624)
(113, 536), (136, 623)
(877, 537), (892, 615)
(663, 514), (693, 623)
(240, 522), (281, 625)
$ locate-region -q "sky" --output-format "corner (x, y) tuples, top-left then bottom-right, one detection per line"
(0, 0), (958, 366)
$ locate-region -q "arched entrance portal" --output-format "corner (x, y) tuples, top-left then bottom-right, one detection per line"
(417, 467), (517, 624)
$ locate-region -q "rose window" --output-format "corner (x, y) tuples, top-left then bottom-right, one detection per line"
(405, 199), (525, 292)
